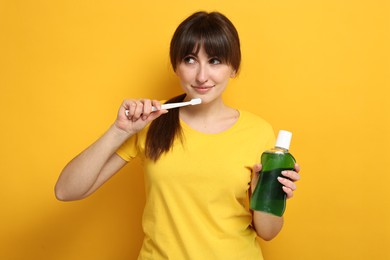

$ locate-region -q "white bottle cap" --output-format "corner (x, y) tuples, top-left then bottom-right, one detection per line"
(275, 130), (292, 150)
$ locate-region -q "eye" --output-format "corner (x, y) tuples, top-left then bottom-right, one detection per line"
(209, 57), (222, 65)
(183, 55), (196, 64)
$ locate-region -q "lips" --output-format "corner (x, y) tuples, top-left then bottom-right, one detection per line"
(192, 85), (214, 94)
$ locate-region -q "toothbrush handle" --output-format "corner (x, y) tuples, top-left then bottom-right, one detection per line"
(160, 102), (190, 110)
(125, 105), (160, 116)
(125, 101), (190, 116)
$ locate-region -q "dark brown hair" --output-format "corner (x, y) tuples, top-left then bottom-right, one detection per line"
(145, 11), (241, 161)
(170, 11), (241, 72)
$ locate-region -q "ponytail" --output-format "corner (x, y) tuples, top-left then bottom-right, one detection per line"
(145, 93), (186, 161)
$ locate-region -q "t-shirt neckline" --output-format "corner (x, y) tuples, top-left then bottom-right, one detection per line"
(179, 109), (243, 136)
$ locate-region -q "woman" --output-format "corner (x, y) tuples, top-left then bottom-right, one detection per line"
(55, 11), (300, 259)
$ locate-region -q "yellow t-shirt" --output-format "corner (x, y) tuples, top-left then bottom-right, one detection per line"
(116, 110), (275, 260)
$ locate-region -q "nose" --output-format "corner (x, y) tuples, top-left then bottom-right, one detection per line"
(195, 63), (209, 84)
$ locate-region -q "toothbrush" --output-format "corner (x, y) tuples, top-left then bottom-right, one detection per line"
(125, 98), (202, 116)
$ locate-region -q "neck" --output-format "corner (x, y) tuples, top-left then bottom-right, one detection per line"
(181, 97), (227, 121)
(179, 97), (239, 134)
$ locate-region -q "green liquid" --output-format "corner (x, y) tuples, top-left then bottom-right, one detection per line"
(250, 150), (295, 216)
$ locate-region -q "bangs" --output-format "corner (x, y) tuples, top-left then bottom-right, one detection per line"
(177, 26), (232, 63)
(170, 12), (241, 71)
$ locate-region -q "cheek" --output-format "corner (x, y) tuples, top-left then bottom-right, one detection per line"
(176, 69), (193, 83)
(214, 71), (233, 83)
(211, 66), (235, 80)
(175, 71), (190, 87)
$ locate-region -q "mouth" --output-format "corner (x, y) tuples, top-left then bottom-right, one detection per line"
(191, 85), (214, 94)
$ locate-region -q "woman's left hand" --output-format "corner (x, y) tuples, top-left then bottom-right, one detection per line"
(278, 164), (300, 199)
(252, 163), (301, 199)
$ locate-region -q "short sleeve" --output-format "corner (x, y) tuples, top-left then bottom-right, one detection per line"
(116, 133), (139, 162)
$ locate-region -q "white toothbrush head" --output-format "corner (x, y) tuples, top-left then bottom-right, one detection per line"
(190, 98), (202, 105)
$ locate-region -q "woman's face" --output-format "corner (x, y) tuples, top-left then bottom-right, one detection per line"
(175, 46), (236, 103)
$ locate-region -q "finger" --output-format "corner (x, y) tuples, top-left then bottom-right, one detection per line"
(277, 176), (297, 191)
(150, 100), (168, 117)
(250, 163), (262, 191)
(281, 170), (301, 182)
(141, 99), (153, 120)
(294, 163), (301, 173)
(151, 100), (162, 111)
(282, 186), (294, 199)
(144, 108), (168, 123)
(121, 104), (131, 119)
(252, 163), (262, 173)
(118, 100), (132, 120)
(132, 100), (144, 121)
(124, 100), (137, 119)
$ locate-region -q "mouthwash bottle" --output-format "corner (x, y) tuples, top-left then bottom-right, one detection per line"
(250, 130), (296, 216)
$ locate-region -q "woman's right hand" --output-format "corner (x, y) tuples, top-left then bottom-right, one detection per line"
(114, 99), (168, 134)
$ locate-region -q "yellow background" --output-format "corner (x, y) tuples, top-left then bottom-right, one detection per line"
(1, 0), (389, 259)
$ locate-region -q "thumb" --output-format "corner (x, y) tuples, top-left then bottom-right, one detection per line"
(251, 163), (262, 191)
(145, 109), (168, 123)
